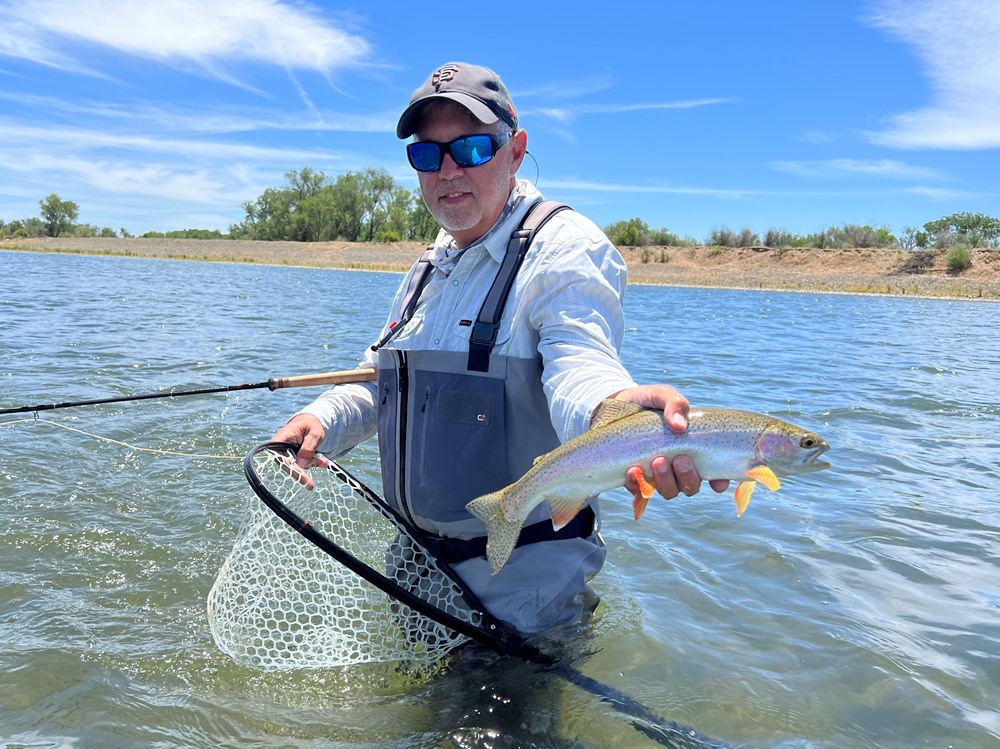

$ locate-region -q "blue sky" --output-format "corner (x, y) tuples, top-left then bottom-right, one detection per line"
(0, 0), (997, 241)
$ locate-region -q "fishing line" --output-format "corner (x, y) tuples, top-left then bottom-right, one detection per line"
(0, 415), (242, 460)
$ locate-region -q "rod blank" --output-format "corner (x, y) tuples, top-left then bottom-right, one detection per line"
(0, 368), (378, 416)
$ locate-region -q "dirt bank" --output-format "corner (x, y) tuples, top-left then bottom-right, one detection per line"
(4, 236), (999, 299)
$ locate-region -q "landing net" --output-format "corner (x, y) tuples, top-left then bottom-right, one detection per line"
(207, 443), (487, 671)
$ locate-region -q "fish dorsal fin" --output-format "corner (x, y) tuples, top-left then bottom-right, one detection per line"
(590, 398), (646, 430)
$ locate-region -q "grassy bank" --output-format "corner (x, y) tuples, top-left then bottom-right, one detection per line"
(4, 236), (999, 299)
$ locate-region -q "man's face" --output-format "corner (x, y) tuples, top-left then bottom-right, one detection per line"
(413, 102), (525, 248)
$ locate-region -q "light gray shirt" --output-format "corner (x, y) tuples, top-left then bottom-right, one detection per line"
(298, 179), (637, 453)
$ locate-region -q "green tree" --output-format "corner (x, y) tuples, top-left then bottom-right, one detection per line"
(378, 186), (413, 242)
(329, 172), (366, 241)
(604, 218), (651, 246)
(357, 167), (396, 241)
(924, 212), (1000, 248)
(38, 193), (79, 237)
(295, 189), (342, 241)
(408, 189), (439, 241)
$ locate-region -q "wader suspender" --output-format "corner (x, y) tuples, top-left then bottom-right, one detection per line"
(372, 200), (571, 364)
(467, 200), (570, 371)
(370, 250), (435, 351)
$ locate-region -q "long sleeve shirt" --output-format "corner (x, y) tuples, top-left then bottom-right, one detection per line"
(297, 179), (637, 454)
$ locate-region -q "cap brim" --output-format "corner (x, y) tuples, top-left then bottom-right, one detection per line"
(396, 91), (501, 139)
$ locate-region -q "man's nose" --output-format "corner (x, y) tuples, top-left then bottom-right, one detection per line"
(438, 152), (464, 178)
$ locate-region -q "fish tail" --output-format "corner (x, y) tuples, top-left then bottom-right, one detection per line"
(466, 492), (524, 575)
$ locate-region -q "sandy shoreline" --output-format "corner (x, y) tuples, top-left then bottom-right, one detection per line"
(4, 236), (1000, 300)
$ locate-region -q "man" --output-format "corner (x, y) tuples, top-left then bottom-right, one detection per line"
(272, 62), (725, 634)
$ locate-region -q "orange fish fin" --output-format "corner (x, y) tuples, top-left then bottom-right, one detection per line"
(548, 496), (589, 530)
(629, 466), (656, 520)
(744, 466), (780, 491)
(590, 398), (645, 430)
(632, 492), (652, 521)
(733, 480), (756, 517)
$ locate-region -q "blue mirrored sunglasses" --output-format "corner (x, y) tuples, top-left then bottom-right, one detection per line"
(406, 131), (511, 172)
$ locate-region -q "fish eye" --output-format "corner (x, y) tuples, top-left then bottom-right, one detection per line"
(800, 435), (817, 448)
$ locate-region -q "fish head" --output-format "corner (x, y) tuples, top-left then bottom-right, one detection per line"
(755, 420), (831, 475)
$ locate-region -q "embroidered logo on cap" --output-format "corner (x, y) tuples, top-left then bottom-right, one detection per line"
(432, 64), (460, 90)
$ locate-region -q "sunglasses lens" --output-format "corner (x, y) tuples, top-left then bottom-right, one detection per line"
(450, 135), (495, 168)
(407, 142), (443, 172)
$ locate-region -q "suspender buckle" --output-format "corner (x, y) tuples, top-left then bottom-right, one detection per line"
(470, 321), (499, 345)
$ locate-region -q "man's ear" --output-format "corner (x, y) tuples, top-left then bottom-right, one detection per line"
(510, 129), (528, 170)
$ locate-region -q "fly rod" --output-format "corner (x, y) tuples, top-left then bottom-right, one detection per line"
(0, 368), (377, 416)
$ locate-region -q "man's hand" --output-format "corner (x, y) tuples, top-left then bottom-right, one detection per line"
(271, 413), (326, 469)
(269, 413), (327, 490)
(607, 385), (730, 501)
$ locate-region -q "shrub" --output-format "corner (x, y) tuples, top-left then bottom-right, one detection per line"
(945, 245), (973, 272)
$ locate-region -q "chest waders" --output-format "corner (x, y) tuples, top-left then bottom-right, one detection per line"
(373, 200), (597, 564)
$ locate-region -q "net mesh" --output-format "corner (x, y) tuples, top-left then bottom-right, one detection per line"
(207, 447), (481, 670)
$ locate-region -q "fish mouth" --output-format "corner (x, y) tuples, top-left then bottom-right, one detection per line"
(802, 443), (832, 471)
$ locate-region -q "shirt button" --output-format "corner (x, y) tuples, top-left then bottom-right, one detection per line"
(433, 338), (441, 345)
(452, 279), (459, 286)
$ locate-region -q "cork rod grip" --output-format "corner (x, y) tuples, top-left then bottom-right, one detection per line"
(267, 368), (377, 390)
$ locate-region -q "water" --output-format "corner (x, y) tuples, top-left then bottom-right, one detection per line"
(1, 250), (998, 748)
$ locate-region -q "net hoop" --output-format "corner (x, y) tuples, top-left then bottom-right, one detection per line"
(207, 442), (519, 671)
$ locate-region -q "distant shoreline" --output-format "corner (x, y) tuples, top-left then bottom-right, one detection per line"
(4, 236), (999, 300)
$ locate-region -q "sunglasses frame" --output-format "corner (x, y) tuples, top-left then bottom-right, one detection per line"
(406, 131), (511, 172)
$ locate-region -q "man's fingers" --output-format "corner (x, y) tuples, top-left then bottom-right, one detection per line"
(670, 455), (702, 496)
(651, 456), (681, 499)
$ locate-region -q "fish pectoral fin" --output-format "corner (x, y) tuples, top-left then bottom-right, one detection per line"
(744, 466), (780, 491)
(629, 466), (656, 520)
(548, 495), (589, 531)
(733, 480), (756, 517)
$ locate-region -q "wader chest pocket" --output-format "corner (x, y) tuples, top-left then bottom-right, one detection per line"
(438, 389), (492, 425)
(414, 376), (510, 522)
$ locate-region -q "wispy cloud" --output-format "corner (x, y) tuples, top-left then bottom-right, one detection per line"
(863, 0), (1000, 149)
(531, 98), (734, 125)
(541, 178), (755, 200)
(0, 0), (371, 81)
(905, 186), (981, 201)
(770, 158), (947, 180)
(0, 91), (393, 135)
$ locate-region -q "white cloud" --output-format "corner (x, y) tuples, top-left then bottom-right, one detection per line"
(863, 0), (1000, 149)
(531, 98), (733, 125)
(0, 0), (371, 79)
(770, 158), (947, 180)
(905, 186), (981, 201)
(0, 91), (393, 136)
(542, 178), (754, 200)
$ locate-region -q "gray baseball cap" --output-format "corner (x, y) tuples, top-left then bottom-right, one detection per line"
(396, 62), (518, 139)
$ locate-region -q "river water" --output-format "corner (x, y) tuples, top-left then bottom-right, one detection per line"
(1, 250), (998, 748)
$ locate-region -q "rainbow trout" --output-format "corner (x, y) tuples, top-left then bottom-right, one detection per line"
(466, 399), (831, 574)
